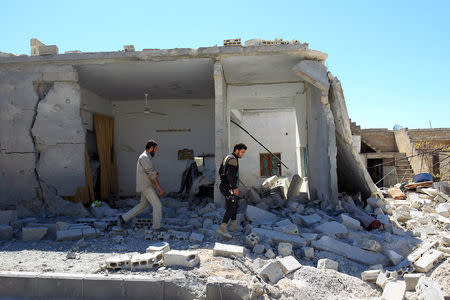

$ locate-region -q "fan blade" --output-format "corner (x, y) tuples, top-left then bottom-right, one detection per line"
(150, 111), (168, 116)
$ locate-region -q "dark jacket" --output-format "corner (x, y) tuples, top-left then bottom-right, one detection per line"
(219, 153), (239, 190)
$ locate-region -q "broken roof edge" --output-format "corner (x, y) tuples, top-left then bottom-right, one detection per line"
(0, 43), (328, 66)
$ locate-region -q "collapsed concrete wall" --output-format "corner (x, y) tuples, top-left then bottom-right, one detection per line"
(328, 73), (377, 199)
(0, 64), (85, 216)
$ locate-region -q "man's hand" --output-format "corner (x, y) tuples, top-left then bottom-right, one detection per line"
(157, 186), (164, 196)
(233, 189), (239, 196)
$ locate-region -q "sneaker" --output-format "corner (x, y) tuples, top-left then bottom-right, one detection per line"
(228, 220), (243, 232)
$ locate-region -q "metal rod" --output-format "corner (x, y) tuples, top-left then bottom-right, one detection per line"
(230, 119), (290, 170)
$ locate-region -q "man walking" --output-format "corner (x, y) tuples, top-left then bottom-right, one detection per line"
(216, 143), (247, 238)
(118, 139), (164, 230)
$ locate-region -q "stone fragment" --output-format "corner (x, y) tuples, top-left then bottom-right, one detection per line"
(413, 249), (443, 272)
(246, 233), (260, 248)
(376, 272), (395, 289)
(436, 203), (449, 218)
(315, 221), (348, 237)
(249, 276), (264, 297)
(252, 228), (306, 247)
(311, 236), (387, 265)
(287, 174), (302, 200)
(361, 269), (381, 282)
(356, 239), (382, 252)
(369, 264), (383, 271)
(416, 276), (444, 300)
(340, 214), (362, 231)
(56, 221), (70, 231)
(381, 281), (406, 300)
(22, 227), (48, 242)
(317, 258), (338, 271)
(277, 242), (293, 257)
(213, 243), (245, 258)
(299, 214), (322, 227)
(404, 273), (424, 292)
(259, 261), (284, 284)
(387, 250), (404, 265)
(277, 255), (301, 274)
(274, 219), (298, 235)
(245, 205), (277, 224)
(189, 232), (204, 243)
(253, 244), (265, 255)
(163, 250), (200, 268)
(303, 247), (314, 259)
(265, 249), (276, 259)
(56, 229), (82, 241)
(0, 225), (13, 240)
(367, 197), (384, 208)
(262, 175), (278, 189)
(199, 203), (216, 216)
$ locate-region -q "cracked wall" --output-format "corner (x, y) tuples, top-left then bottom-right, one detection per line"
(0, 64), (85, 216)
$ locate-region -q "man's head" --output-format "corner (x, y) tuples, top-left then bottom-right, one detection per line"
(233, 143), (247, 159)
(145, 139), (158, 157)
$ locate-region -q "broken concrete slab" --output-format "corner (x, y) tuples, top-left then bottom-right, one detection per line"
(0, 225), (13, 240)
(317, 258), (338, 271)
(265, 249), (276, 259)
(340, 214), (362, 231)
(22, 227), (47, 242)
(259, 260), (284, 284)
(416, 276), (444, 300)
(189, 232), (204, 243)
(299, 213), (322, 227)
(213, 243), (245, 258)
(146, 241), (170, 253)
(287, 174), (302, 200)
(262, 176), (278, 189)
(404, 273), (424, 292)
(274, 219), (299, 235)
(436, 203), (449, 218)
(315, 221), (348, 237)
(292, 60), (330, 93)
(277, 242), (293, 257)
(413, 249), (444, 273)
(163, 250), (200, 268)
(277, 255), (301, 274)
(361, 269), (381, 282)
(381, 280), (406, 300)
(56, 229), (82, 241)
(311, 236), (388, 265)
(252, 228), (306, 247)
(387, 250), (404, 266)
(245, 205), (277, 224)
(355, 239), (382, 253)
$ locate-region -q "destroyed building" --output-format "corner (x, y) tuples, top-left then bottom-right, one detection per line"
(0, 38), (376, 217)
(350, 123), (450, 187)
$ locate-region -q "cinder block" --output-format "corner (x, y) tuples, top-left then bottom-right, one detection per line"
(278, 242), (293, 257)
(163, 250), (199, 268)
(381, 281), (406, 300)
(245, 233), (260, 248)
(0, 225), (13, 240)
(38, 45), (58, 56)
(404, 273), (424, 291)
(277, 255), (301, 274)
(0, 210), (17, 225)
(56, 229), (82, 241)
(189, 232), (204, 243)
(413, 249), (443, 272)
(146, 241), (170, 253)
(213, 243), (245, 258)
(361, 269), (381, 282)
(259, 261), (284, 284)
(105, 254), (131, 270)
(317, 258), (338, 271)
(22, 227), (47, 242)
(130, 252), (164, 270)
(27, 223), (57, 240)
(81, 227), (97, 239)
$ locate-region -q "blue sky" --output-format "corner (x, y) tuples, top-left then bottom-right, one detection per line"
(1, 0), (449, 129)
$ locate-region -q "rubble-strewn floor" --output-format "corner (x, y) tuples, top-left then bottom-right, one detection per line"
(1, 183), (449, 299)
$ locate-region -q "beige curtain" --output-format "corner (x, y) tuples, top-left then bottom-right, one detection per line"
(94, 113), (119, 200)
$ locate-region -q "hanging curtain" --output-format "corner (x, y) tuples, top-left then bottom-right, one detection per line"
(94, 113), (119, 200)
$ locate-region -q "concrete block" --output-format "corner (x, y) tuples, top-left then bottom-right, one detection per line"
(376, 272), (395, 289)
(22, 227), (47, 242)
(311, 236), (387, 265)
(252, 228), (306, 247)
(299, 213), (322, 226)
(442, 235), (450, 247)
(416, 276), (444, 300)
(356, 239), (382, 252)
(278, 242), (293, 257)
(265, 249), (276, 259)
(367, 197), (384, 208)
(56, 229), (82, 241)
(245, 205), (277, 224)
(245, 232), (260, 248)
(300, 233), (318, 243)
(382, 281), (406, 300)
(287, 174), (303, 200)
(262, 175), (278, 189)
(317, 258), (338, 271)
(163, 250), (199, 268)
(436, 203), (449, 217)
(361, 269), (381, 282)
(274, 219), (299, 235)
(292, 60), (330, 92)
(38, 45), (58, 56)
(0, 225), (13, 240)
(341, 214), (362, 231)
(189, 232), (204, 243)
(27, 223), (57, 240)
(303, 247), (315, 259)
(253, 244), (265, 255)
(213, 242), (245, 258)
(413, 249), (444, 272)
(105, 254), (131, 269)
(206, 277), (249, 300)
(315, 221), (348, 237)
(131, 252), (164, 269)
(56, 221), (70, 231)
(277, 255), (301, 274)
(0, 210), (17, 225)
(404, 273), (424, 292)
(387, 250), (404, 265)
(259, 261), (284, 284)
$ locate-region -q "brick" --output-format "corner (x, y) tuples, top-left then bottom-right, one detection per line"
(130, 252), (164, 270)
(252, 228), (306, 247)
(404, 273), (424, 292)
(317, 258), (338, 271)
(0, 225), (13, 240)
(413, 249), (443, 273)
(259, 261), (284, 284)
(163, 250), (199, 268)
(213, 243), (245, 258)
(146, 241), (170, 253)
(277, 255), (301, 274)
(0, 210), (17, 225)
(382, 281), (406, 300)
(22, 227), (47, 242)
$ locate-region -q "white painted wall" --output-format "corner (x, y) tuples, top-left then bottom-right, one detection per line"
(113, 98), (215, 194)
(80, 88), (113, 131)
(230, 109), (300, 187)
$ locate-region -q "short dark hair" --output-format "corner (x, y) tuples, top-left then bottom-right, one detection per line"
(233, 143), (247, 152)
(145, 139), (158, 150)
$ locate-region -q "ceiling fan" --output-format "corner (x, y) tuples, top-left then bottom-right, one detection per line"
(125, 93), (168, 116)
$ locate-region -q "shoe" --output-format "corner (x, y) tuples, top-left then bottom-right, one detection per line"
(228, 220), (242, 232)
(216, 223), (232, 239)
(117, 215), (127, 229)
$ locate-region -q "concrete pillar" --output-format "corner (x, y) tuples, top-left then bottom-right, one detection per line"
(214, 62), (229, 207)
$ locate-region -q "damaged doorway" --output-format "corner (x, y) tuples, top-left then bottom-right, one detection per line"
(367, 158), (383, 187)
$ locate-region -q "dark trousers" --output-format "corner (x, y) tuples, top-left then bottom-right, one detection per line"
(220, 184), (238, 224)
